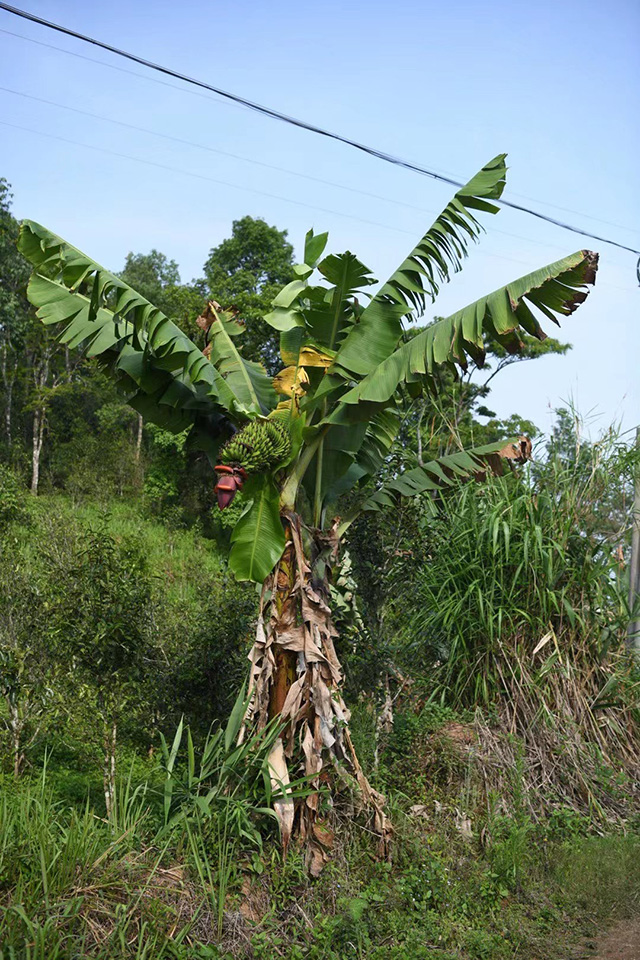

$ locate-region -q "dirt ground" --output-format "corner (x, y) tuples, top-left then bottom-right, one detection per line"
(573, 918), (640, 960)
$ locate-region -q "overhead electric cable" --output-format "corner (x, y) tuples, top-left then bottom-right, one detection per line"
(1, 84), (618, 262)
(2, 119), (634, 293)
(0, 118), (424, 236)
(3, 28), (638, 238)
(0, 84), (454, 215)
(0, 2), (638, 260)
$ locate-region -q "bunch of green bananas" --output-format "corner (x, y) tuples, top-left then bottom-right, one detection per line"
(220, 417), (291, 474)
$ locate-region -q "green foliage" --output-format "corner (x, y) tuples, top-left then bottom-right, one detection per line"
(394, 333), (570, 467)
(228, 475), (286, 582)
(350, 441), (521, 522)
(554, 834), (640, 920)
(159, 689), (281, 843)
(18, 220), (230, 437)
(335, 154), (508, 378)
(0, 489), (257, 788)
(398, 421), (634, 706)
(340, 250), (596, 406)
(53, 525), (151, 686)
(8, 171), (638, 959)
(160, 690), (291, 937)
(204, 303), (276, 417)
(0, 766), (183, 958)
(203, 215), (295, 372)
(143, 425), (188, 521)
(0, 537), (57, 776)
(0, 694), (639, 958)
(0, 178), (31, 356)
(118, 249), (181, 314)
(0, 466), (28, 530)
(18, 154), (599, 582)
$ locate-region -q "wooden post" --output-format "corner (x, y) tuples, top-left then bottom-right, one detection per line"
(628, 428), (640, 652)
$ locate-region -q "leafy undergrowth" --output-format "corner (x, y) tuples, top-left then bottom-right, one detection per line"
(2, 703), (639, 960)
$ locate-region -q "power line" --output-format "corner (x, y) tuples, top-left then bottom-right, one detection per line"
(0, 28), (251, 116)
(0, 84), (453, 218)
(0, 2), (638, 260)
(1, 83), (620, 264)
(0, 118), (423, 236)
(2, 118), (635, 294)
(3, 27), (638, 239)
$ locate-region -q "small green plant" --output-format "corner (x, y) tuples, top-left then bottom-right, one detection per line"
(159, 687), (314, 935)
(463, 928), (506, 960)
(555, 834), (640, 919)
(0, 466), (28, 531)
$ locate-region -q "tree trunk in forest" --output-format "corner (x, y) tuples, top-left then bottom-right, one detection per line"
(135, 414), (144, 463)
(30, 355), (50, 496)
(30, 406), (45, 495)
(103, 719), (117, 819)
(1, 344), (17, 447)
(9, 703), (24, 778)
(5, 373), (14, 447)
(240, 513), (391, 874)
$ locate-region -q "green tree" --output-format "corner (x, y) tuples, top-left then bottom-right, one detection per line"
(1, 180), (81, 487)
(0, 178), (31, 451)
(202, 216), (295, 371)
(396, 332), (570, 469)
(0, 541), (57, 777)
(119, 249), (180, 312)
(18, 153), (598, 861)
(50, 527), (153, 816)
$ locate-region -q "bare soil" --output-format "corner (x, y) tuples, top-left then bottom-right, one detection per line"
(574, 918), (640, 960)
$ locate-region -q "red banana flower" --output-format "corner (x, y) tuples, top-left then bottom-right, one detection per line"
(214, 464), (247, 510)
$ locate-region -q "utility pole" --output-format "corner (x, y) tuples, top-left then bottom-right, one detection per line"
(628, 428), (640, 652)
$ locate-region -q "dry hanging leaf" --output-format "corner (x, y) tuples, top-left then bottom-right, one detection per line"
(268, 740), (294, 853)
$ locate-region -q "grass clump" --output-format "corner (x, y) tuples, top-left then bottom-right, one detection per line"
(394, 421), (640, 824)
(1, 700), (640, 958)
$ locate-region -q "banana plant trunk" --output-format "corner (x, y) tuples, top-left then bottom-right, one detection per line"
(239, 512), (391, 874)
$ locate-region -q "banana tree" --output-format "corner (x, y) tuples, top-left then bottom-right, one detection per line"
(18, 154), (598, 870)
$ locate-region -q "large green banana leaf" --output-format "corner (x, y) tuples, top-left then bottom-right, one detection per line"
(334, 154), (507, 377)
(206, 307), (276, 417)
(338, 440), (528, 534)
(267, 156), (507, 385)
(301, 419), (369, 509)
(321, 407), (400, 505)
(17, 221), (253, 432)
(340, 251), (598, 406)
(229, 475), (286, 582)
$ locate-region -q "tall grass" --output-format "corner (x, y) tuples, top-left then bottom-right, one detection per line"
(159, 690), (286, 937)
(396, 421), (640, 818)
(0, 692), (293, 957)
(0, 760), (168, 958)
(402, 425), (635, 702)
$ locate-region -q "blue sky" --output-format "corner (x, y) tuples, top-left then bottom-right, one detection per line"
(1, 0), (638, 439)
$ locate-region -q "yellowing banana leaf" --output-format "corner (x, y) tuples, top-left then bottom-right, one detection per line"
(273, 365), (310, 397)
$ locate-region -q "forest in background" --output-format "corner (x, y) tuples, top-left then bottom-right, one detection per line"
(1, 173), (639, 960)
